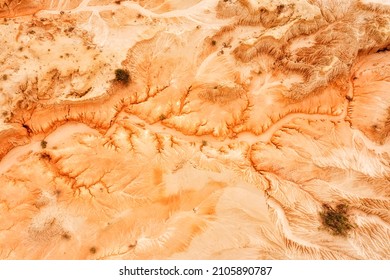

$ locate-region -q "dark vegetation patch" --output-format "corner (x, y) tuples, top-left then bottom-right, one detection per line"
(41, 140), (47, 149)
(320, 203), (354, 236)
(61, 233), (71, 240)
(114, 68), (130, 85)
(89, 247), (97, 254)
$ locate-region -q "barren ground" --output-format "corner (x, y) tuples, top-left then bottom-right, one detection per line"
(1, 0), (390, 259)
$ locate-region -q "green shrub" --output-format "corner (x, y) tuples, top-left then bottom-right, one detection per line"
(320, 203), (353, 236)
(40, 140), (47, 149)
(114, 68), (130, 84)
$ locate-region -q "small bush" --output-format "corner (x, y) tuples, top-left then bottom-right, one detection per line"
(114, 68), (130, 84)
(320, 203), (353, 236)
(40, 140), (47, 149)
(159, 114), (166, 121)
(61, 233), (71, 240)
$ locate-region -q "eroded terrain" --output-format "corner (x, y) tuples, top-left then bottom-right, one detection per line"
(1, 0), (390, 259)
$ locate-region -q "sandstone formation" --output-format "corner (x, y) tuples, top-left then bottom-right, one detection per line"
(0, 0), (390, 259)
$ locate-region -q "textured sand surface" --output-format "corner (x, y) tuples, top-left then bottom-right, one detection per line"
(0, 0), (390, 259)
